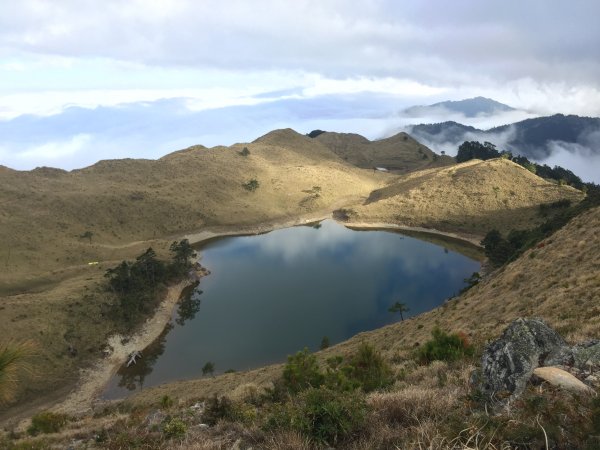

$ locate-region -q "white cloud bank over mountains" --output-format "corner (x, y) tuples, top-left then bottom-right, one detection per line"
(0, 0), (599, 181)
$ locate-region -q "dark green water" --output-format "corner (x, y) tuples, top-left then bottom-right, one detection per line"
(103, 220), (480, 398)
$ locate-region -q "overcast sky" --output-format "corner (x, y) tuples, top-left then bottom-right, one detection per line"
(1, 0), (599, 171)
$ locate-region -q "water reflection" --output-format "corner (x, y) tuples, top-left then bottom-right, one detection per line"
(104, 220), (480, 398)
(115, 322), (173, 392)
(176, 285), (202, 326)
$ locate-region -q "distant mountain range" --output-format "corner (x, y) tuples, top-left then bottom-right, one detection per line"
(409, 114), (600, 160)
(402, 96), (515, 118)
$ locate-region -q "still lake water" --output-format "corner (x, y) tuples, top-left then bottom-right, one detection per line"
(104, 220), (480, 398)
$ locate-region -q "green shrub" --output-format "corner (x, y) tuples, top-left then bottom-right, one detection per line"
(264, 387), (367, 446)
(459, 272), (480, 294)
(162, 417), (187, 439)
(416, 328), (474, 364)
(202, 361), (215, 376)
(296, 387), (367, 445)
(202, 395), (235, 426)
(160, 395), (174, 409)
(283, 344), (393, 394)
(242, 178), (259, 191)
(263, 401), (296, 430)
(238, 147), (251, 156)
(323, 357), (357, 393)
(283, 348), (323, 394)
(27, 411), (69, 435)
(345, 342), (394, 392)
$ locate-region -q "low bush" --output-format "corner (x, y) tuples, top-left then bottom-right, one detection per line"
(162, 417), (187, 439)
(27, 411), (69, 435)
(282, 348), (323, 394)
(242, 178), (260, 191)
(160, 395), (174, 409)
(416, 328), (474, 364)
(202, 395), (235, 426)
(265, 387), (367, 446)
(332, 208), (355, 222)
(345, 342), (394, 392)
(296, 387), (367, 445)
(283, 344), (394, 395)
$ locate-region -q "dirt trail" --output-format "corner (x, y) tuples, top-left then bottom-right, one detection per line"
(50, 280), (191, 417)
(11, 209), (484, 427)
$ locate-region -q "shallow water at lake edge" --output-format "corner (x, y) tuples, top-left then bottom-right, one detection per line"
(103, 220), (481, 398)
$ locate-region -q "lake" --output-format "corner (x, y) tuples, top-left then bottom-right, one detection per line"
(103, 219), (481, 398)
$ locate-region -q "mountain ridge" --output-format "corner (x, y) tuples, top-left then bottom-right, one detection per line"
(0, 128), (589, 443)
(403, 96), (515, 118)
(409, 113), (600, 161)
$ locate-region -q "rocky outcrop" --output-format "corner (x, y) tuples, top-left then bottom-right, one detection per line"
(571, 340), (600, 369)
(479, 318), (600, 403)
(479, 318), (569, 399)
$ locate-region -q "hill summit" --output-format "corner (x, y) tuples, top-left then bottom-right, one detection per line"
(403, 96), (515, 118)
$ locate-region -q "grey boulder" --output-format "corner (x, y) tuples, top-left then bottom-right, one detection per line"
(479, 318), (569, 400)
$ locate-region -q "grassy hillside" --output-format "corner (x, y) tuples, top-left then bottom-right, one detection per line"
(0, 129), (387, 411)
(354, 158), (584, 237)
(315, 131), (454, 172)
(123, 204), (600, 405)
(0, 129), (383, 288)
(6, 204), (597, 449)
(0, 129), (588, 439)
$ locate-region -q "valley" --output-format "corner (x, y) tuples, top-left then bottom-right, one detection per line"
(0, 128), (596, 449)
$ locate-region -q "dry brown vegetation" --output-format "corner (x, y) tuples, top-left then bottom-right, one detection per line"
(354, 158), (583, 236)
(0, 128), (593, 448)
(315, 131), (454, 172)
(108, 206), (599, 449)
(124, 195), (599, 406)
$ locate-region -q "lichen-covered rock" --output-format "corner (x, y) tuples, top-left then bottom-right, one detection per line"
(572, 340), (600, 369)
(480, 318), (569, 400)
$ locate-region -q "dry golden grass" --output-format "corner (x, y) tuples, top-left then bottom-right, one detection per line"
(315, 131), (454, 172)
(127, 205), (600, 412)
(0, 129), (385, 285)
(355, 158), (584, 236)
(0, 128), (588, 431)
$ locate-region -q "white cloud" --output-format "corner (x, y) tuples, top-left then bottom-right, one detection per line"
(303, 77), (446, 98)
(1, 0), (599, 171)
(1, 133), (91, 164)
(542, 140), (600, 184)
(2, 0), (599, 86)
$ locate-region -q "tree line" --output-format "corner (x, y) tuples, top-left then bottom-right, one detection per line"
(456, 141), (584, 189)
(104, 240), (195, 328)
(481, 183), (600, 266)
(454, 141), (600, 267)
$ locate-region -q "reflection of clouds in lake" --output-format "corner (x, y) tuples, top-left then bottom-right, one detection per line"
(107, 220), (480, 396)
(239, 220), (476, 280)
(244, 220), (356, 263)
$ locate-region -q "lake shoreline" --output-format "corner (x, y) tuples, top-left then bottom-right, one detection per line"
(98, 219), (482, 399)
(47, 280), (194, 418)
(20, 214), (483, 421)
(183, 215), (484, 250)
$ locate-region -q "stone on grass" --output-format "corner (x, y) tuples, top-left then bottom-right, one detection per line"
(480, 318), (569, 400)
(533, 366), (596, 395)
(571, 340), (600, 370)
